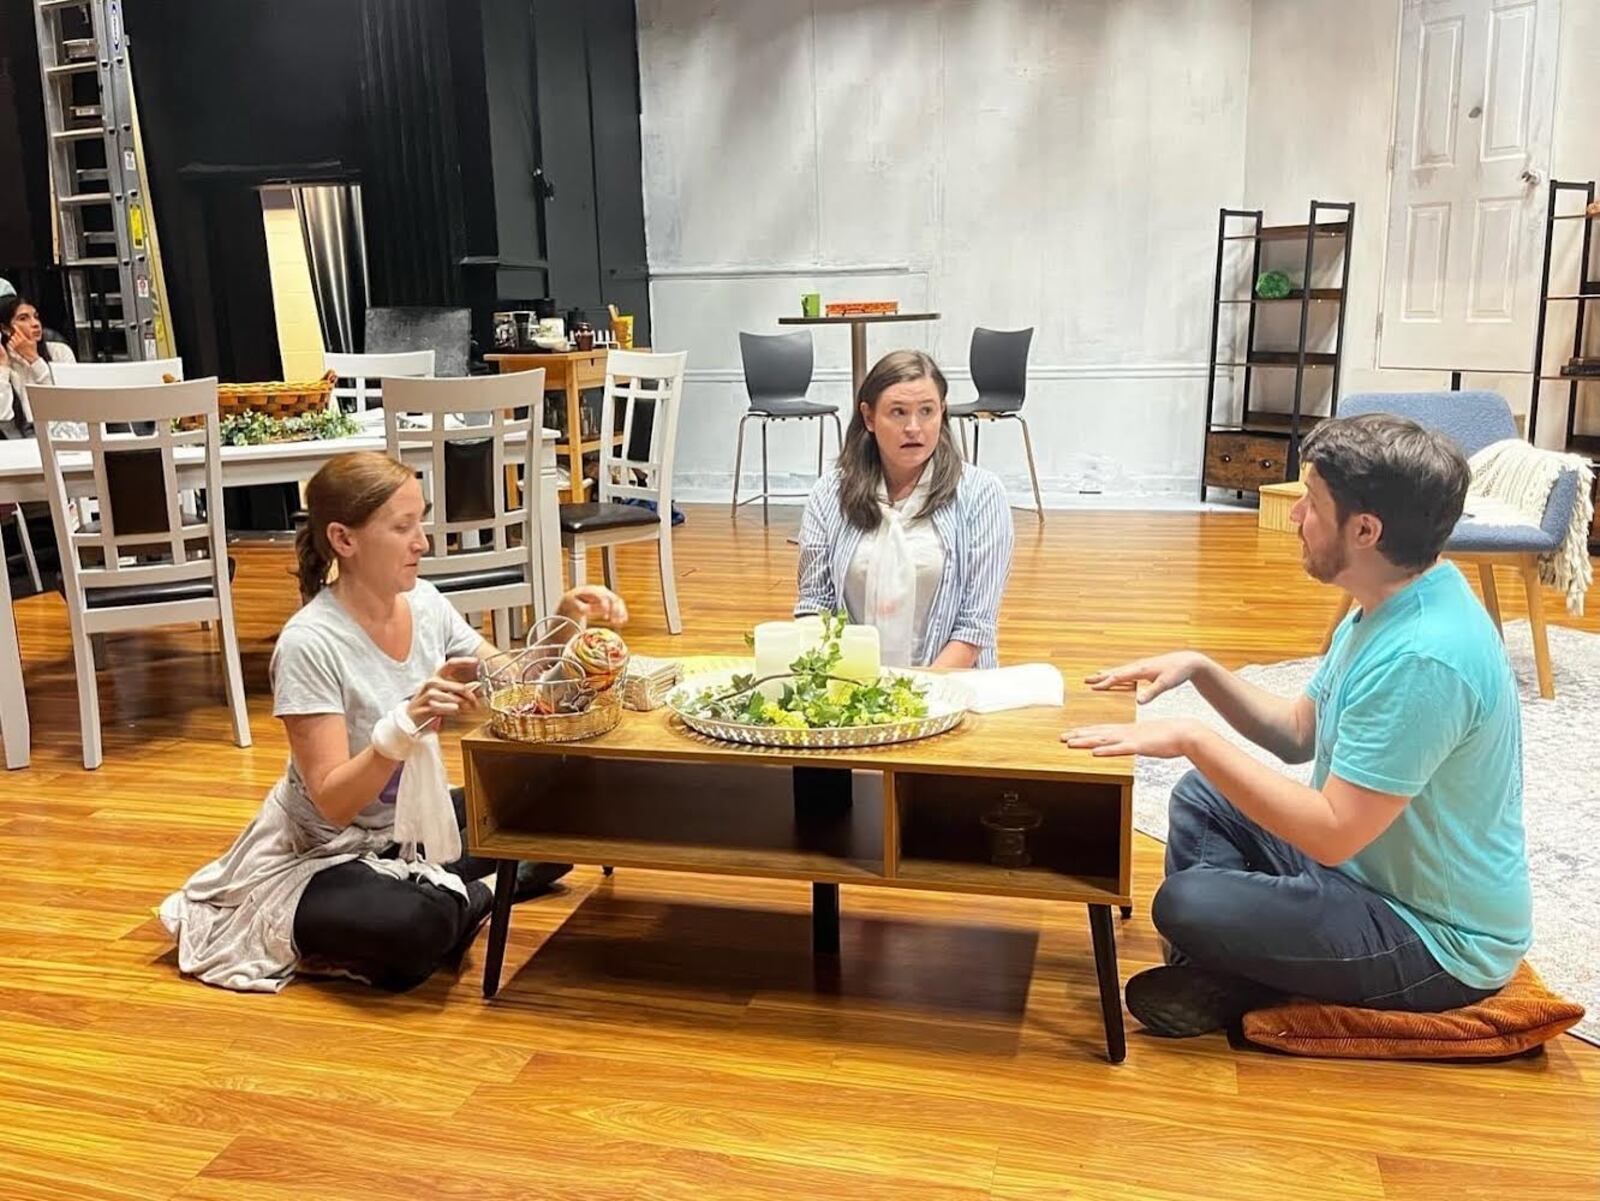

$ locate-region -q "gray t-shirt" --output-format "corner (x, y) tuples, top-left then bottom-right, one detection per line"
(270, 577), (483, 830)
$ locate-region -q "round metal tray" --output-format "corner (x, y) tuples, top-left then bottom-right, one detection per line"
(667, 666), (968, 749)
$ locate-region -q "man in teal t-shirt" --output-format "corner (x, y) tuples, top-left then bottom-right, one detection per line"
(1065, 413), (1530, 1038)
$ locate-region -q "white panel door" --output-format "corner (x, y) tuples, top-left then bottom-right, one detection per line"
(1380, 0), (1560, 371)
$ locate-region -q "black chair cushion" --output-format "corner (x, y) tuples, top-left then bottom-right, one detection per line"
(749, 399), (838, 418)
(75, 556), (237, 610)
(428, 565), (528, 593)
(948, 395), (1024, 418)
(559, 502), (660, 536)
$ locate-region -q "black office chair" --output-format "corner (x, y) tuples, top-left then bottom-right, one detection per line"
(947, 326), (1042, 521)
(732, 331), (843, 525)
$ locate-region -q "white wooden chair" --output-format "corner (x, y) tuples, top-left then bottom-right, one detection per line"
(30, 380), (251, 770)
(382, 370), (549, 645)
(48, 358), (189, 521)
(559, 350), (688, 634)
(47, 357), (185, 387)
(325, 350), (435, 413)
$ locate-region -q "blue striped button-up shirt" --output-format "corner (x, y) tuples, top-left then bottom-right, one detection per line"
(795, 464), (1015, 668)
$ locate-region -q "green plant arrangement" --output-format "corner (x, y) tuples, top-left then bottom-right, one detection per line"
(1255, 270), (1293, 300)
(215, 408), (361, 446)
(677, 611), (929, 729)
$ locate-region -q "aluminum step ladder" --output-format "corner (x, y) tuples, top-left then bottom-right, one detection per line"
(33, 0), (173, 361)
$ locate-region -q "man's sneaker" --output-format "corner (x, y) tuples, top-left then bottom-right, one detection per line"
(1124, 965), (1279, 1037)
(513, 861), (573, 901)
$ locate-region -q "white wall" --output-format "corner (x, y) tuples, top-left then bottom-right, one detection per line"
(1244, 0), (1600, 446)
(638, 0), (1600, 503)
(638, 0), (1254, 504)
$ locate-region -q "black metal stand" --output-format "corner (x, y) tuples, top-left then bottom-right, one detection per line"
(481, 859), (518, 999)
(1201, 200), (1354, 496)
(1087, 904), (1126, 1064)
(1527, 178), (1597, 448)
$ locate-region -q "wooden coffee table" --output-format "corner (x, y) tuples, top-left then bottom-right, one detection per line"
(462, 682), (1136, 1061)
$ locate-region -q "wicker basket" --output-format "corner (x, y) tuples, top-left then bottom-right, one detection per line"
(172, 369), (338, 429)
(488, 683), (621, 743)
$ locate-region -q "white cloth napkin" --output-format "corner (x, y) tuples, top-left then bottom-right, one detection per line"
(372, 702), (461, 864)
(864, 502), (919, 668)
(945, 663), (1065, 713)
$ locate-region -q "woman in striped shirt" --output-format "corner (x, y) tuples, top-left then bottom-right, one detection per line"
(796, 350), (1014, 669)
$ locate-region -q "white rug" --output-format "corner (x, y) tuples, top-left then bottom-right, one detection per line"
(1132, 620), (1598, 1046)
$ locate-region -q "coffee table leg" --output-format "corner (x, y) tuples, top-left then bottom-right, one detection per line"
(1120, 904), (1133, 919)
(812, 882), (840, 954)
(1088, 904), (1126, 1064)
(481, 859), (518, 999)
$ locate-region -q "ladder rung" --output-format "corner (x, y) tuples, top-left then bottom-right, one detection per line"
(37, 0), (90, 9)
(76, 168), (109, 181)
(47, 61), (99, 76)
(57, 193), (112, 205)
(63, 256), (119, 267)
(52, 127), (105, 141)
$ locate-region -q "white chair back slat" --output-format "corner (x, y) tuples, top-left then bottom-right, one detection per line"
(597, 351), (686, 519)
(30, 380), (229, 602)
(381, 371), (544, 585)
(46, 358), (185, 387)
(325, 350), (435, 413)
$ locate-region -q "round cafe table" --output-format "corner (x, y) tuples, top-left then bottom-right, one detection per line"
(778, 311), (940, 397)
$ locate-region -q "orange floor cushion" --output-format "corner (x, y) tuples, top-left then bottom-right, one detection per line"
(1241, 962), (1585, 1059)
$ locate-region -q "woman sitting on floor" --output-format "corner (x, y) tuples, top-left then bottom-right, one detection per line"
(796, 349), (1014, 668)
(160, 450), (626, 993)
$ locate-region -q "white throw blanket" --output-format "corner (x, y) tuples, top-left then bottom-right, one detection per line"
(1466, 439), (1594, 616)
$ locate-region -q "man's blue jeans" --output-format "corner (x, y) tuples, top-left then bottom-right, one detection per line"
(1154, 770), (1495, 1011)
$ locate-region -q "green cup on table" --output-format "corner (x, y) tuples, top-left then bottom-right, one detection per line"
(801, 292), (821, 318)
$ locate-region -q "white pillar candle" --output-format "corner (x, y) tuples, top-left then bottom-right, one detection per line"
(752, 621), (803, 700)
(793, 614), (825, 652)
(836, 624), (881, 683)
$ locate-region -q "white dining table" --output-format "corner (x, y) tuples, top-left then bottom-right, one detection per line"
(0, 428), (563, 770)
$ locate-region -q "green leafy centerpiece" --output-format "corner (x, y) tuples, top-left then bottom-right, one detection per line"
(669, 613), (966, 749)
(217, 408), (360, 447)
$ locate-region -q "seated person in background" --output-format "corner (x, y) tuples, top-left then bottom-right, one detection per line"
(796, 349), (1014, 668)
(161, 450), (626, 993)
(0, 293), (77, 436)
(1066, 413), (1530, 1037)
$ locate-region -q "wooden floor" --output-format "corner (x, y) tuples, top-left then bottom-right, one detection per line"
(3, 505), (1597, 1200)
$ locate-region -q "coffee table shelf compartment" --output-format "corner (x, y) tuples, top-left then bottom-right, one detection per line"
(465, 751), (887, 882)
(888, 771), (1129, 904)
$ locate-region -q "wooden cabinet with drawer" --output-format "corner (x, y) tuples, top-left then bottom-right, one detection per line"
(1204, 431), (1290, 491)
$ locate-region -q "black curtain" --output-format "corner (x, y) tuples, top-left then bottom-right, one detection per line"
(123, 0), (361, 379)
(358, 0), (468, 308)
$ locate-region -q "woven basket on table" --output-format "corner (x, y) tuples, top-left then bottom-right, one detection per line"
(487, 684), (622, 743)
(170, 369), (337, 429)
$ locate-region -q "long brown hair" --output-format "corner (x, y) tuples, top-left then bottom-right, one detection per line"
(294, 451), (414, 602)
(838, 349), (961, 530)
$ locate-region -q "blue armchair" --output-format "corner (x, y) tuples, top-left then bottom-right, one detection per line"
(1321, 390), (1581, 699)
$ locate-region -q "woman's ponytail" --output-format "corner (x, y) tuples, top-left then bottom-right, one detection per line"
(294, 519), (331, 603)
